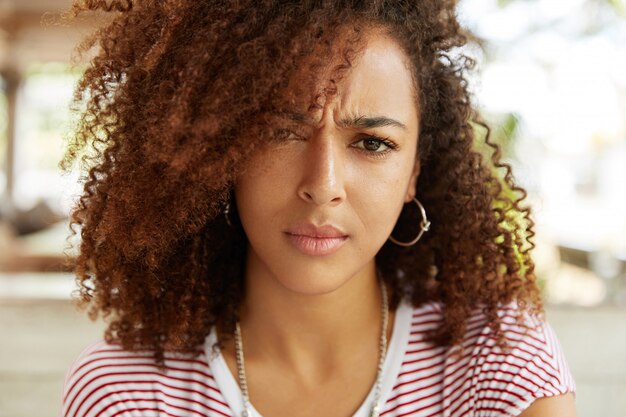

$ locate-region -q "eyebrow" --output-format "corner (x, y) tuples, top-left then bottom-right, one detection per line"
(277, 110), (408, 131)
(340, 115), (408, 131)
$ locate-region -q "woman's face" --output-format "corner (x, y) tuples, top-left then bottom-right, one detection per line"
(235, 32), (420, 295)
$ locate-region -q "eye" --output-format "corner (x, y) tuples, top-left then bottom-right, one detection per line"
(362, 138), (388, 152)
(273, 128), (304, 141)
(352, 135), (397, 154)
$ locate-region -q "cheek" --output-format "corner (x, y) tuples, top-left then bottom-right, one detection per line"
(350, 165), (412, 236)
(234, 151), (294, 224)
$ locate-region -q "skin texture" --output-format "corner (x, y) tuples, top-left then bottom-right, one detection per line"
(519, 393), (577, 417)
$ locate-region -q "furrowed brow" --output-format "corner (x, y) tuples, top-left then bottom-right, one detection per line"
(272, 110), (408, 131)
(340, 115), (407, 131)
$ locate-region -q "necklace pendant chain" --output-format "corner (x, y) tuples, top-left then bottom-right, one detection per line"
(234, 322), (252, 416)
(234, 279), (389, 417)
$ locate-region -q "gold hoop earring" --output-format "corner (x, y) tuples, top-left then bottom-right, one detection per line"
(389, 197), (431, 247)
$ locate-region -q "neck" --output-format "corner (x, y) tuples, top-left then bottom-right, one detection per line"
(238, 251), (387, 382)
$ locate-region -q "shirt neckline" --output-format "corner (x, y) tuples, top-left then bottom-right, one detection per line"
(204, 299), (413, 417)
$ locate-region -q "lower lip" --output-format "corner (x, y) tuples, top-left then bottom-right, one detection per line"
(285, 233), (348, 256)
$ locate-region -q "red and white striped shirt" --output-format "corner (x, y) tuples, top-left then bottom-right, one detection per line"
(62, 301), (575, 417)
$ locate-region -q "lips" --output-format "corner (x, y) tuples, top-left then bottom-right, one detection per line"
(285, 224), (348, 256)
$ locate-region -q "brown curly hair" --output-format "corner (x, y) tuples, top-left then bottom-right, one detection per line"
(60, 0), (542, 362)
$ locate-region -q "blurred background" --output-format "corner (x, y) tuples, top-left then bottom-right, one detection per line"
(0, 0), (624, 416)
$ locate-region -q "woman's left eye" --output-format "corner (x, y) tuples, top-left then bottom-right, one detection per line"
(352, 136), (397, 154)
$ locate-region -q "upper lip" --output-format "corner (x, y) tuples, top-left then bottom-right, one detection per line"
(285, 223), (347, 238)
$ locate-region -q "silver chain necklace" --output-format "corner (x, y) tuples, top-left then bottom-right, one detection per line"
(234, 281), (389, 417)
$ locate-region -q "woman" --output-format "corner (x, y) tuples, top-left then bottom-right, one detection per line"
(61, 1), (576, 416)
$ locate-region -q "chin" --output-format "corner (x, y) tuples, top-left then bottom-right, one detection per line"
(271, 264), (356, 296)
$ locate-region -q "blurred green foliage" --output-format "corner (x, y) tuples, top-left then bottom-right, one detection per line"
(607, 0), (626, 15)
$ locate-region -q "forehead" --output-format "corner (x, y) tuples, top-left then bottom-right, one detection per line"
(335, 33), (418, 123)
(275, 29), (419, 130)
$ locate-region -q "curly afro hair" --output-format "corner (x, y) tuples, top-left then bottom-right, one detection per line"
(60, 0), (542, 362)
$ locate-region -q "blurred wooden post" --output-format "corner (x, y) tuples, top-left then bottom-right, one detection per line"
(2, 67), (22, 202)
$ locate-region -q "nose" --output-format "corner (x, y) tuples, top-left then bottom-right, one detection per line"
(297, 133), (346, 206)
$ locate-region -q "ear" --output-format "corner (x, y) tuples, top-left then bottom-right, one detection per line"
(404, 160), (421, 203)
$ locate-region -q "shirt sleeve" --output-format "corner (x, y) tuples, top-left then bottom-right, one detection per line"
(61, 340), (162, 417)
(61, 339), (231, 417)
(470, 311), (576, 417)
(61, 340), (111, 417)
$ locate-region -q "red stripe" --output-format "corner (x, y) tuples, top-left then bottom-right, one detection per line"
(386, 375), (442, 404)
(107, 406), (180, 417)
(66, 358), (216, 408)
(85, 391), (209, 417)
(94, 347), (205, 355)
(385, 393), (441, 417)
(445, 377), (531, 416)
(411, 307), (442, 319)
(474, 376), (534, 397)
(79, 387), (230, 417)
(475, 393), (521, 408)
(72, 354), (212, 386)
(409, 318), (443, 330)
(405, 345), (445, 356)
(383, 388), (441, 416)
(395, 357), (445, 382)
(401, 350), (445, 367)
(108, 408), (160, 417)
(66, 371), (222, 417)
(445, 365), (540, 409)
